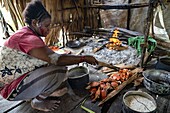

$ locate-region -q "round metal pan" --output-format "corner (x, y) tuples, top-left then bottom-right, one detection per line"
(66, 40), (84, 48)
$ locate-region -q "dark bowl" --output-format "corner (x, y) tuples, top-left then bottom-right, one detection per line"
(67, 66), (89, 89)
(143, 69), (170, 95)
(66, 40), (84, 48)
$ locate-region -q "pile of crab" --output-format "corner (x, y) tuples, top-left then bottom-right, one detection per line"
(86, 68), (133, 102)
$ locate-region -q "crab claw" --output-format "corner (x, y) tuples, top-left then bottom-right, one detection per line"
(101, 89), (107, 100)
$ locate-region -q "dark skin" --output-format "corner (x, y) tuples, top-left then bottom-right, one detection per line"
(28, 18), (98, 66)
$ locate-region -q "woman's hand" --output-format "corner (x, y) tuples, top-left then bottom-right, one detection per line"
(84, 55), (98, 65)
(54, 54), (98, 66)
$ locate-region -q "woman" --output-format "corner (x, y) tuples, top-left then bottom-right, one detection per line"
(0, 0), (98, 112)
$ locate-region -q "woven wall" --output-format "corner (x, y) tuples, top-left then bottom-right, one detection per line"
(0, 0), (100, 45)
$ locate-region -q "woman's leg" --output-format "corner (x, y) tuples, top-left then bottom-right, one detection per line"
(12, 65), (68, 111)
(13, 65), (67, 101)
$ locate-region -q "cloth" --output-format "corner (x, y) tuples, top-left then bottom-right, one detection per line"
(1, 65), (67, 101)
(0, 46), (48, 100)
(0, 46), (48, 85)
(128, 36), (157, 55)
(4, 26), (45, 54)
(13, 65), (67, 101)
(0, 72), (29, 100)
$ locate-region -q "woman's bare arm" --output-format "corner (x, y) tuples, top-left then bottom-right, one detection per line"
(28, 46), (98, 66)
(56, 54), (98, 66)
(28, 46), (54, 63)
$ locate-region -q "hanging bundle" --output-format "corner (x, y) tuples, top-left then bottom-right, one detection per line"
(128, 36), (157, 55)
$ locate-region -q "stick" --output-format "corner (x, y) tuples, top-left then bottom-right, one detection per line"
(75, 49), (84, 55)
(115, 63), (136, 69)
(98, 61), (120, 70)
(93, 42), (108, 53)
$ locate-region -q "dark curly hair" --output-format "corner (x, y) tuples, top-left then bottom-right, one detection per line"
(23, 0), (51, 25)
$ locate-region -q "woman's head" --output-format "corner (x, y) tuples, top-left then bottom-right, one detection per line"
(23, 0), (51, 36)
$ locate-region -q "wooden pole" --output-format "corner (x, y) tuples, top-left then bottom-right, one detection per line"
(60, 0), (65, 48)
(140, 0), (155, 67)
(127, 0), (132, 30)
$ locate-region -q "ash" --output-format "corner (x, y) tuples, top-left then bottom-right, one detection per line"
(83, 38), (141, 65)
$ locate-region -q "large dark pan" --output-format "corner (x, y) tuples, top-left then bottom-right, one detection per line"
(66, 40), (85, 48)
(143, 69), (170, 95)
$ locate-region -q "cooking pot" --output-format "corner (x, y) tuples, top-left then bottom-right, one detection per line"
(155, 57), (170, 72)
(143, 69), (170, 95)
(67, 66), (89, 89)
(122, 91), (157, 113)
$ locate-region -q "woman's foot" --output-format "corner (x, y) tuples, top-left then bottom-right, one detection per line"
(31, 98), (60, 112)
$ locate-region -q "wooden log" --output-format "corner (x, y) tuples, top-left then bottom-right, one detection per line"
(90, 2), (149, 10)
(98, 68), (143, 106)
(56, 2), (149, 11)
(117, 27), (144, 36)
(154, 37), (170, 49)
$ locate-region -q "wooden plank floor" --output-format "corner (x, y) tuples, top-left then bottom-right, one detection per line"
(1, 84), (170, 113)
(0, 93), (87, 113)
(0, 96), (23, 113)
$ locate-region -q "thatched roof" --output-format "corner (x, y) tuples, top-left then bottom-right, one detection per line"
(0, 0), (29, 29)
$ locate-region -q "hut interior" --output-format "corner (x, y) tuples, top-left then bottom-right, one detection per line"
(0, 0), (170, 113)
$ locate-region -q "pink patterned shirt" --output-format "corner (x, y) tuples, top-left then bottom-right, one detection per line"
(4, 26), (45, 54)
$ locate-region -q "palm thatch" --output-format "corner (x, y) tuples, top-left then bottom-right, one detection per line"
(0, 0), (27, 30)
(0, 0), (100, 45)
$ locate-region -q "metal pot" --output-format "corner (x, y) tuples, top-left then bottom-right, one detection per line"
(122, 91), (157, 113)
(143, 69), (170, 95)
(155, 57), (170, 72)
(67, 66), (89, 89)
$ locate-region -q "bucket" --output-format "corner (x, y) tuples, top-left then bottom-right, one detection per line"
(67, 66), (89, 89)
(122, 91), (157, 113)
